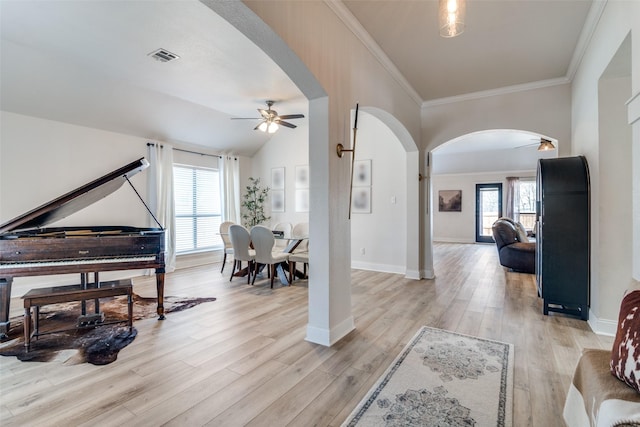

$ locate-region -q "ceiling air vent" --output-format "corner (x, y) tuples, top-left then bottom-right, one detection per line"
(148, 48), (180, 63)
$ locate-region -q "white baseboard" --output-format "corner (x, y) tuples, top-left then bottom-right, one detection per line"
(306, 315), (355, 347)
(176, 250), (222, 270)
(433, 237), (476, 244)
(405, 269), (421, 280)
(587, 309), (618, 337)
(351, 260), (406, 275)
(350, 261), (434, 281)
(421, 269), (435, 280)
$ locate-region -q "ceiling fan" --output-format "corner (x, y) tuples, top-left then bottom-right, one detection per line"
(515, 137), (556, 151)
(231, 100), (305, 134)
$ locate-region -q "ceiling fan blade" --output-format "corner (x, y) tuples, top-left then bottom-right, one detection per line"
(231, 117), (260, 120)
(514, 142), (538, 149)
(253, 121), (265, 131)
(277, 120), (297, 129)
(278, 114), (305, 120)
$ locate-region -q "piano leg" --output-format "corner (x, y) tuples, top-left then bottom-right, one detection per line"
(80, 273), (88, 316)
(23, 306), (31, 348)
(156, 269), (165, 320)
(0, 276), (13, 339)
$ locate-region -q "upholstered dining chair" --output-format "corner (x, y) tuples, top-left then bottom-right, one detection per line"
(287, 222), (309, 283)
(219, 221), (235, 273)
(288, 251), (309, 284)
(291, 222), (309, 252)
(250, 225), (289, 288)
(228, 224), (255, 284)
(272, 222), (292, 250)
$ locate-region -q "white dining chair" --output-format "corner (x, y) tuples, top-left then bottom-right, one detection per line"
(228, 224), (255, 284)
(219, 221), (235, 273)
(250, 225), (289, 288)
(272, 222), (292, 250)
(291, 222), (309, 252)
(288, 251), (309, 284)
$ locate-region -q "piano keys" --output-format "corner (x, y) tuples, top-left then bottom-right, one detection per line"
(0, 158), (166, 338)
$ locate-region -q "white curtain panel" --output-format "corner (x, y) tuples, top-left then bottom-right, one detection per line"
(505, 176), (519, 221)
(222, 156), (241, 224)
(147, 143), (176, 273)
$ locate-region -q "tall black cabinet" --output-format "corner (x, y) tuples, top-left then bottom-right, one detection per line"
(536, 156), (590, 320)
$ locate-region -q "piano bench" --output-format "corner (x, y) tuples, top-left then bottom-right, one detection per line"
(22, 279), (133, 349)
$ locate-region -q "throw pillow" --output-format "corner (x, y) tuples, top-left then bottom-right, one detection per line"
(514, 222), (529, 243)
(610, 289), (640, 393)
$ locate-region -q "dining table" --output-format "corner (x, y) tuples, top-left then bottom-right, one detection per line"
(220, 232), (308, 286)
(273, 234), (308, 285)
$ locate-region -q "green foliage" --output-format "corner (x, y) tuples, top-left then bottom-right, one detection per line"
(241, 177), (270, 227)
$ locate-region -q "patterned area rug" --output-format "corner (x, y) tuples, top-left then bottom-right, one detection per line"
(343, 326), (514, 426)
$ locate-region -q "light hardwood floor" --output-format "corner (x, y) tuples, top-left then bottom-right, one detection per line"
(0, 242), (612, 426)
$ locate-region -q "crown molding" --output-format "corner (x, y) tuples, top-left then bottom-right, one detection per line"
(324, 0), (423, 107)
(421, 77), (570, 109)
(566, 0), (608, 81)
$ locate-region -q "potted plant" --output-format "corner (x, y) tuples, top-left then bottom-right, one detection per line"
(241, 177), (270, 227)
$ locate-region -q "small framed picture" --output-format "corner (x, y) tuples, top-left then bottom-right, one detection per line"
(295, 189), (309, 212)
(438, 190), (462, 212)
(295, 165), (309, 189)
(353, 159), (371, 187)
(271, 190), (285, 212)
(271, 167), (285, 190)
(352, 187), (371, 214)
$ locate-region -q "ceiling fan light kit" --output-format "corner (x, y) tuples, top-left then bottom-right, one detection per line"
(258, 121), (279, 134)
(232, 100), (304, 134)
(538, 138), (556, 151)
(439, 0), (466, 38)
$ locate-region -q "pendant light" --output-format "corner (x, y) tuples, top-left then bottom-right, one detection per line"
(439, 0), (466, 38)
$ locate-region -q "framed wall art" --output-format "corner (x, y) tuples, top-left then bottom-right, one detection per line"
(352, 187), (371, 214)
(295, 188), (309, 212)
(295, 165), (309, 189)
(271, 189), (285, 212)
(271, 167), (285, 190)
(439, 190), (462, 212)
(353, 159), (371, 186)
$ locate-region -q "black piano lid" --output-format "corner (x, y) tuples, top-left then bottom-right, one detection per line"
(0, 158), (150, 234)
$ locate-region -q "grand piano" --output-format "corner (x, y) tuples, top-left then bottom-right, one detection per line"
(0, 158), (166, 338)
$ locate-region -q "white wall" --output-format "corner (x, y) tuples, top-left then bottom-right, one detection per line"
(571, 1), (640, 334)
(349, 111), (407, 274)
(1, 111), (149, 228)
(422, 84), (572, 155)
(432, 145), (556, 175)
(248, 113), (310, 229)
(248, 110), (409, 274)
(432, 170), (535, 243)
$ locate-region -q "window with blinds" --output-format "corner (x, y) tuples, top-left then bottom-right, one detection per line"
(173, 165), (222, 253)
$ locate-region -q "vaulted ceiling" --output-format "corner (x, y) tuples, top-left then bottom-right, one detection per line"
(0, 0), (595, 156)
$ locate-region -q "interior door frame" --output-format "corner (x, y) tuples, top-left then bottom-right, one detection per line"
(475, 183), (503, 243)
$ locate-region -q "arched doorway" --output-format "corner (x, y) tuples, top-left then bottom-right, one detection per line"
(355, 107), (421, 279)
(430, 129), (557, 245)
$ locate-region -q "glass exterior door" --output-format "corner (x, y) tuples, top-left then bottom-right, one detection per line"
(476, 183), (502, 243)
